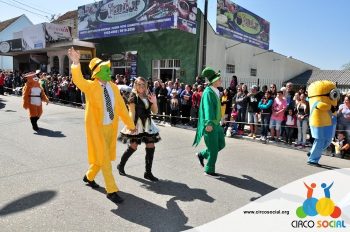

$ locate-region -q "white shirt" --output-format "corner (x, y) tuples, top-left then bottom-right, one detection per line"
(30, 87), (42, 106)
(100, 81), (115, 125)
(286, 115), (294, 126)
(210, 86), (220, 98)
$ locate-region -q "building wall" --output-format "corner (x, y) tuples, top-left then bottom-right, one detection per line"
(0, 15), (33, 71)
(205, 23), (318, 88)
(93, 29), (199, 84)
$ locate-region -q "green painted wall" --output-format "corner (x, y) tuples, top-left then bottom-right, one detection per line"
(93, 29), (199, 84)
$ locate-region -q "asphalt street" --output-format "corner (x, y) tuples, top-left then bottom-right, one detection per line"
(1, 95), (349, 231)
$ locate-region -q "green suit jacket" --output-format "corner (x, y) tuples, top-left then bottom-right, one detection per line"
(193, 86), (221, 146)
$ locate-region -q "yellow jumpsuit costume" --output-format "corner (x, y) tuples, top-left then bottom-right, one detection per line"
(71, 60), (135, 199)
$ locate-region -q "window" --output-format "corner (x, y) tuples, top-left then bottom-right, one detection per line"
(174, 59), (180, 68)
(152, 60), (159, 68)
(250, 68), (257, 76)
(152, 59), (181, 81)
(226, 64), (235, 73)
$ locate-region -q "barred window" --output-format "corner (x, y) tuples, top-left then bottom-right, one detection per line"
(226, 64), (235, 73)
(250, 68), (257, 76)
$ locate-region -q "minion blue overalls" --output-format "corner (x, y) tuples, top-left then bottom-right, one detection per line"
(308, 101), (337, 164)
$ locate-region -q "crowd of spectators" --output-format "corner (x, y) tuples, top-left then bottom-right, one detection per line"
(1, 69), (349, 159)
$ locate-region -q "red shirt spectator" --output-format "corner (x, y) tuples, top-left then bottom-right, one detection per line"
(192, 86), (203, 108)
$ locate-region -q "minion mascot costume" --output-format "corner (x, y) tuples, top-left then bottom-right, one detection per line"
(22, 70), (49, 131)
(68, 47), (135, 204)
(307, 80), (339, 166)
(193, 67), (225, 177)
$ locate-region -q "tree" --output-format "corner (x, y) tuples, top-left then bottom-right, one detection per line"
(341, 62), (350, 70)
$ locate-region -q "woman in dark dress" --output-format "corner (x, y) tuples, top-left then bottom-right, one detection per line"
(118, 77), (161, 181)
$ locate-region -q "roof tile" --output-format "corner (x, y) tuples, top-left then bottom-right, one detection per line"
(0, 15), (21, 32)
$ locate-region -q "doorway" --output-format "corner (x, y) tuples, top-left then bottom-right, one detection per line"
(160, 69), (176, 83)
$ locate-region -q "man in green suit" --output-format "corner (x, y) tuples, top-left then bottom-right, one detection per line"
(193, 67), (225, 177)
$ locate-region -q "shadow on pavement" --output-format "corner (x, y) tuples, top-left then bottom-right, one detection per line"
(0, 190), (57, 216)
(0, 98), (6, 109)
(127, 175), (215, 202)
(34, 128), (66, 137)
(218, 174), (276, 201)
(112, 192), (192, 232)
(111, 176), (214, 231)
(91, 186), (107, 194)
(313, 164), (340, 170)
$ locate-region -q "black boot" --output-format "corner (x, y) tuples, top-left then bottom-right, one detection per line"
(33, 117), (39, 131)
(117, 146), (136, 176)
(144, 147), (158, 181)
(30, 117), (38, 131)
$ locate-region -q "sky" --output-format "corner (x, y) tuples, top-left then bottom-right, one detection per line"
(0, 0), (349, 70)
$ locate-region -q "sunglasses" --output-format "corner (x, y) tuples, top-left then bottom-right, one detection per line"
(136, 83), (146, 87)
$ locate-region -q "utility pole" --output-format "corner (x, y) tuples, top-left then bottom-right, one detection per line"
(201, 0), (208, 70)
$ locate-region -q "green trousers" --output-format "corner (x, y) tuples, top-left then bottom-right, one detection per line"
(200, 125), (225, 173)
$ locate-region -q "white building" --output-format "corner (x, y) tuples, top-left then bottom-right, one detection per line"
(0, 15), (33, 71)
(202, 21), (319, 88)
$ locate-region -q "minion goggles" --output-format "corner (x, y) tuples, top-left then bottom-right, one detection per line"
(308, 89), (340, 101)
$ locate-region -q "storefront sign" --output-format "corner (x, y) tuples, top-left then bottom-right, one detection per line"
(0, 39), (23, 53)
(216, 0), (270, 49)
(44, 23), (72, 42)
(111, 51), (138, 79)
(127, 51), (138, 80)
(78, 0), (197, 40)
(79, 50), (93, 60)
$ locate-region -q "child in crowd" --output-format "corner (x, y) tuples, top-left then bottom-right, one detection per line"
(170, 89), (180, 125)
(284, 108), (297, 145)
(225, 104), (238, 137)
(330, 131), (349, 159)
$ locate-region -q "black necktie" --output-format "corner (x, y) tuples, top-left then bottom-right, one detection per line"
(104, 86), (114, 120)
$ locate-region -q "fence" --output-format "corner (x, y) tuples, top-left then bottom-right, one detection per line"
(222, 76), (350, 94)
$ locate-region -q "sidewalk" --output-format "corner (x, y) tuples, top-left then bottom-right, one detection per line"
(157, 121), (349, 160)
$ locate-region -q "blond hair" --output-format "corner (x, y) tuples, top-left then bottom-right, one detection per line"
(132, 76), (148, 97)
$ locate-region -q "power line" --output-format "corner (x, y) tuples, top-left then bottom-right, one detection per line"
(0, 0), (50, 20)
(9, 0), (55, 15)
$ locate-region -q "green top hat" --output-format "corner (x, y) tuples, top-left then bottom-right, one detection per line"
(201, 67), (221, 84)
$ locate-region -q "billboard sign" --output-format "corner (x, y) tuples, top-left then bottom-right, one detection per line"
(177, 0), (197, 34)
(44, 23), (72, 42)
(22, 24), (46, 50)
(78, 0), (197, 40)
(216, 0), (270, 49)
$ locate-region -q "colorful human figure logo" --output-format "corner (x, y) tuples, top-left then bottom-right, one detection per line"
(296, 182), (341, 219)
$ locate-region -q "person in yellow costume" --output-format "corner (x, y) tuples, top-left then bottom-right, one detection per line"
(307, 80), (340, 166)
(68, 47), (135, 204)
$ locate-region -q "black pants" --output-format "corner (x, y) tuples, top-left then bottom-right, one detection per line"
(285, 127), (295, 144)
(170, 109), (179, 125)
(181, 104), (191, 124)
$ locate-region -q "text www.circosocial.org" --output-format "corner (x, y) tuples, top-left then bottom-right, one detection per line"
(243, 210), (290, 215)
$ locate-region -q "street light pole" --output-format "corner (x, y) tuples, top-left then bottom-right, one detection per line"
(201, 0), (208, 70)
